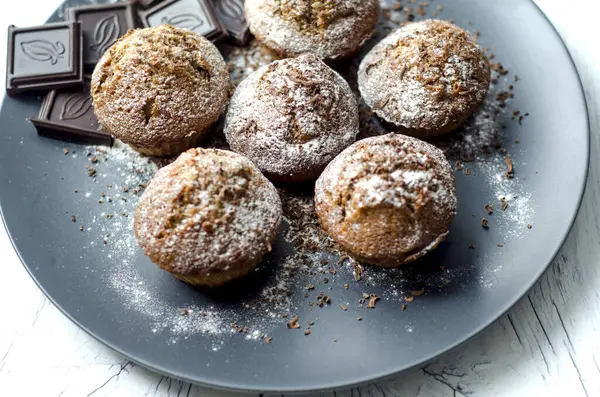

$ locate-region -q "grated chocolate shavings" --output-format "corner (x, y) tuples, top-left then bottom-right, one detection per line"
(287, 316), (301, 329)
(366, 294), (379, 309)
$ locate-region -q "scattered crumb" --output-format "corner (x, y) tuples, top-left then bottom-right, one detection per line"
(366, 295), (379, 309)
(505, 156), (514, 178)
(287, 316), (300, 329)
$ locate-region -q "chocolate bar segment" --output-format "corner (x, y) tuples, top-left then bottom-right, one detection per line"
(214, 0), (251, 45)
(133, 0), (163, 7)
(6, 22), (83, 95)
(30, 80), (112, 146)
(66, 2), (137, 69)
(139, 0), (228, 42)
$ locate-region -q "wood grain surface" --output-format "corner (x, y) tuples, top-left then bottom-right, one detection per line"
(1, 0), (599, 396)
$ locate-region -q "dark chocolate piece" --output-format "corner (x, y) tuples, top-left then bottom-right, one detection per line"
(214, 0), (251, 45)
(139, 0), (228, 42)
(30, 80), (112, 146)
(6, 22), (83, 95)
(66, 2), (137, 70)
(133, 0), (163, 7)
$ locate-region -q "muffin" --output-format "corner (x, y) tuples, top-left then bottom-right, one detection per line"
(245, 0), (379, 61)
(315, 133), (457, 267)
(134, 148), (282, 287)
(91, 25), (231, 157)
(224, 53), (359, 183)
(358, 20), (490, 138)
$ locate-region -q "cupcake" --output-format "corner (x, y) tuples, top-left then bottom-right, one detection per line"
(91, 25), (231, 157)
(224, 53), (359, 183)
(358, 20), (491, 138)
(134, 148), (282, 287)
(315, 133), (457, 267)
(245, 0), (379, 61)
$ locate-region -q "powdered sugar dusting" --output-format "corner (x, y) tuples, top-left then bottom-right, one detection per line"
(224, 54), (359, 181)
(314, 134), (457, 266)
(245, 0), (379, 60)
(358, 20), (490, 134)
(64, 0), (536, 347)
(91, 25), (231, 155)
(134, 149), (281, 281)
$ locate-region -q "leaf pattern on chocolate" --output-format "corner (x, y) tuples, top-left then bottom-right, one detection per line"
(90, 15), (121, 57)
(20, 40), (65, 65)
(217, 0), (245, 24)
(60, 93), (93, 121)
(161, 14), (205, 32)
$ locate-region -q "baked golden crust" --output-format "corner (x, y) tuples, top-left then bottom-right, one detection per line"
(134, 148), (282, 287)
(315, 133), (457, 267)
(91, 25), (232, 157)
(358, 20), (490, 138)
(245, 0), (379, 61)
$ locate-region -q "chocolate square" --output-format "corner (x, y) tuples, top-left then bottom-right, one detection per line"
(66, 2), (137, 69)
(139, 0), (228, 42)
(30, 80), (112, 146)
(214, 0), (251, 45)
(6, 22), (83, 95)
(134, 0), (163, 7)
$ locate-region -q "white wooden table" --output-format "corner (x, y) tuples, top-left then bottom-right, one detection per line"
(1, 1), (599, 396)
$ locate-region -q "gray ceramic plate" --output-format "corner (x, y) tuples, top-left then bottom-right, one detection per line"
(0, 0), (589, 393)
